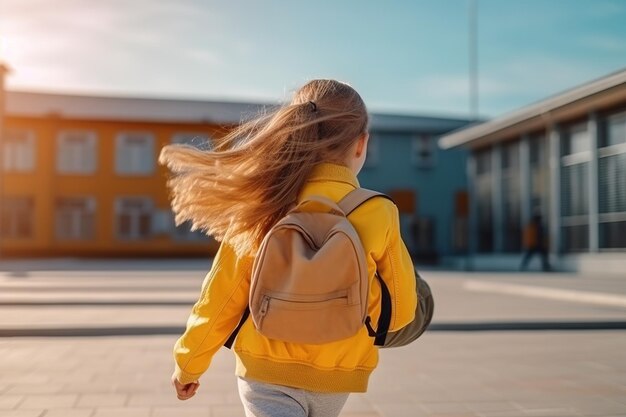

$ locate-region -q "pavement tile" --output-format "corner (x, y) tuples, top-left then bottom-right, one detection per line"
(42, 409), (95, 417)
(76, 395), (127, 408)
(463, 401), (518, 413)
(127, 393), (225, 407)
(150, 406), (211, 417)
(339, 414), (379, 417)
(0, 376), (49, 385)
(424, 414), (479, 417)
(108, 383), (167, 395)
(523, 409), (581, 417)
(4, 385), (63, 395)
(18, 395), (78, 410)
(92, 407), (150, 417)
(342, 394), (376, 413)
(564, 398), (626, 416)
(53, 372), (96, 384)
(0, 397), (24, 410)
(479, 411), (582, 417)
(210, 405), (246, 417)
(0, 411), (45, 417)
(373, 402), (428, 417)
(62, 383), (117, 394)
(420, 402), (473, 413)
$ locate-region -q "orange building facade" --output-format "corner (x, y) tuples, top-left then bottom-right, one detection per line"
(1, 91), (263, 258)
(2, 90), (472, 260)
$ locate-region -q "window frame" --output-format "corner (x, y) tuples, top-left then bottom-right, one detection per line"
(114, 196), (154, 240)
(115, 132), (156, 176)
(410, 134), (437, 169)
(3, 129), (36, 172)
(54, 196), (97, 241)
(0, 196), (35, 239)
(56, 130), (98, 175)
(602, 110), (626, 148)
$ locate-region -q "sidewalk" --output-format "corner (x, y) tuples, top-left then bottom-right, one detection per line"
(2, 268), (626, 333)
(2, 332), (625, 417)
(1, 263), (626, 416)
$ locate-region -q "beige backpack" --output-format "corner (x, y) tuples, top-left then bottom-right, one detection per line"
(224, 188), (393, 347)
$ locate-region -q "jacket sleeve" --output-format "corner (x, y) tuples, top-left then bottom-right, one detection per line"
(172, 243), (252, 384)
(375, 202), (418, 332)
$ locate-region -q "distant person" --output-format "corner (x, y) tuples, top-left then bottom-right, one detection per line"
(160, 79), (417, 417)
(520, 214), (551, 272)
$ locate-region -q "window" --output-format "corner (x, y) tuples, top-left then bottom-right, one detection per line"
(3, 129), (35, 172)
(476, 149), (492, 174)
(115, 197), (153, 240)
(562, 123), (589, 156)
(561, 163), (589, 217)
(560, 123), (591, 252)
(364, 133), (379, 168)
(600, 221), (626, 249)
(598, 111), (626, 249)
(115, 132), (155, 175)
(529, 134), (549, 217)
(172, 133), (213, 150)
(603, 111), (626, 147)
(562, 224), (589, 253)
(599, 153), (626, 215)
(0, 197), (34, 238)
(501, 142), (521, 252)
(55, 197), (96, 240)
(474, 149), (493, 252)
(57, 131), (97, 174)
(411, 135), (436, 168)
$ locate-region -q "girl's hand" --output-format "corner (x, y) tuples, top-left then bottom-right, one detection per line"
(171, 372), (200, 401)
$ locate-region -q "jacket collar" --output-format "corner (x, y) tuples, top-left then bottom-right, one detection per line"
(306, 163), (360, 188)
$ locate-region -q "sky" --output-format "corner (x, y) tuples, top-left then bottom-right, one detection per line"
(1, 0), (626, 119)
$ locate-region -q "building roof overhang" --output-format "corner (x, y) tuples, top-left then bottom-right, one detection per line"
(439, 68), (626, 150)
(6, 90), (271, 125)
(6, 90), (472, 133)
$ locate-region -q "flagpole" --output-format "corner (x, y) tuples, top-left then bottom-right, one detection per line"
(0, 62), (9, 261)
(469, 0), (479, 120)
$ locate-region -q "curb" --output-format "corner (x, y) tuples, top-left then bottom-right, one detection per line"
(2, 321), (626, 337)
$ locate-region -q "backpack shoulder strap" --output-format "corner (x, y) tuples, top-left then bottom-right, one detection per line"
(338, 188), (394, 347)
(337, 188), (393, 216)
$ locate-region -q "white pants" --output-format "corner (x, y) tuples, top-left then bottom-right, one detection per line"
(237, 377), (349, 417)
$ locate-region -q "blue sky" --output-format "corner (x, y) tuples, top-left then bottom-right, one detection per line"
(1, 0), (625, 118)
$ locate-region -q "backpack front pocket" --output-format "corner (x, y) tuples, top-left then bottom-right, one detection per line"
(254, 289), (363, 344)
(261, 290), (350, 310)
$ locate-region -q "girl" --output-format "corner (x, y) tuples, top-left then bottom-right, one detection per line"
(159, 79), (417, 417)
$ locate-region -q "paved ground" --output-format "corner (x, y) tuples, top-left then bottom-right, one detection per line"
(1, 259), (626, 417)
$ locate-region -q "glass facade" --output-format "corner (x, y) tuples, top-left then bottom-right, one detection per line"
(599, 111), (626, 249)
(468, 107), (626, 255)
(501, 142), (521, 252)
(475, 149), (493, 252)
(560, 123), (590, 252)
(529, 134), (549, 219)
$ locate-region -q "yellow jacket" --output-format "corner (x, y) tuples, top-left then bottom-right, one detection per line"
(173, 162), (417, 393)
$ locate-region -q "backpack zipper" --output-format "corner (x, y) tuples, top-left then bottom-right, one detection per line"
(260, 296), (270, 316)
(264, 293), (349, 304)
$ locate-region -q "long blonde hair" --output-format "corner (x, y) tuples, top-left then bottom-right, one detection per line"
(158, 79), (368, 257)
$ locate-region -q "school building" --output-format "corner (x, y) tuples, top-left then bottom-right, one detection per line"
(439, 68), (626, 273)
(0, 84), (470, 259)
